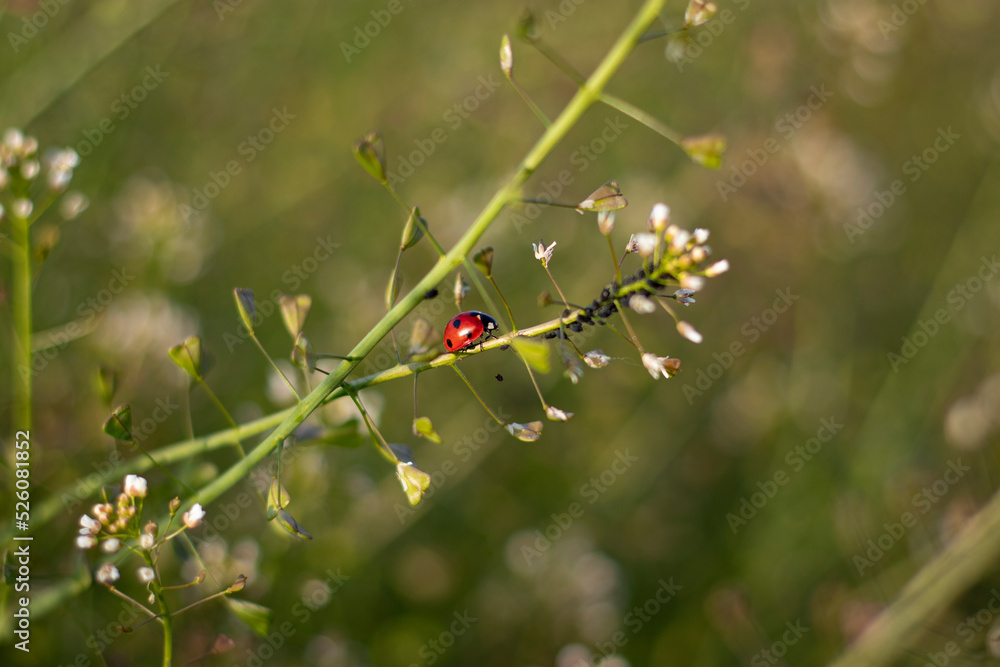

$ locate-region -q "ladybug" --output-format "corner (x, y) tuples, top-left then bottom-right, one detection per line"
(444, 311), (499, 352)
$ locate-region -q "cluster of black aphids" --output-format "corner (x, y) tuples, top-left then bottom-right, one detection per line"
(541, 266), (668, 340)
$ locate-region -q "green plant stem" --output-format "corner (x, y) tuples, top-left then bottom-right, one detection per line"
(450, 366), (505, 426)
(249, 332), (300, 400)
(606, 234), (623, 284)
(145, 553), (173, 667)
(599, 93), (682, 145)
(195, 378), (247, 458)
(11, 212), (32, 431)
(830, 483), (1000, 667)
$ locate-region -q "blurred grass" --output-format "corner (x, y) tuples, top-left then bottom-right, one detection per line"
(3, 0), (1000, 666)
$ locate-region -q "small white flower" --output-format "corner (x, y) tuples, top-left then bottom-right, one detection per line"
(4, 128), (25, 153)
(12, 198), (32, 219)
(625, 234), (639, 254)
(583, 350), (610, 368)
(629, 293), (657, 314)
(101, 537), (121, 553)
(124, 474), (148, 499)
(649, 203), (670, 231)
(693, 227), (710, 244)
(138, 533), (155, 551)
(60, 192), (89, 220)
(597, 210), (615, 235)
(45, 147), (79, 171)
(685, 0), (718, 27)
(642, 352), (675, 380)
(137, 566), (156, 583)
(704, 259), (729, 277)
(182, 503), (206, 529)
(676, 321), (703, 344)
(76, 535), (97, 550)
(96, 563), (120, 585)
(680, 274), (705, 292)
(545, 405), (574, 421)
(47, 168), (72, 191)
(634, 233), (657, 258)
(22, 136), (38, 156)
(20, 159), (39, 180)
(80, 514), (101, 534)
(690, 246), (707, 263)
(532, 239), (557, 267)
(670, 228), (691, 253)
(674, 288), (696, 305)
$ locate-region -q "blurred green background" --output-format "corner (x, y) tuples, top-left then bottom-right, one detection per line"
(3, 0), (1000, 665)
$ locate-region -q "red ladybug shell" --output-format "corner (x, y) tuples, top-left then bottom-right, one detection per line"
(444, 311), (498, 351)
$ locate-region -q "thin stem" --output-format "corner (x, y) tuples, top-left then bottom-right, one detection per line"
(450, 366), (505, 426)
(104, 585), (157, 620)
(543, 265), (571, 309)
(531, 39), (586, 85)
(195, 379), (246, 458)
(167, 588), (230, 618)
(11, 211), (32, 431)
(249, 333), (300, 401)
(346, 388), (397, 465)
(615, 300), (645, 352)
(606, 235), (623, 284)
(486, 276), (518, 331)
(508, 77), (552, 127)
(145, 552), (173, 667)
(600, 93), (683, 145)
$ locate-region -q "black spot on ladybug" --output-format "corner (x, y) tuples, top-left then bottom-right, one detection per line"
(452, 318), (461, 328)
